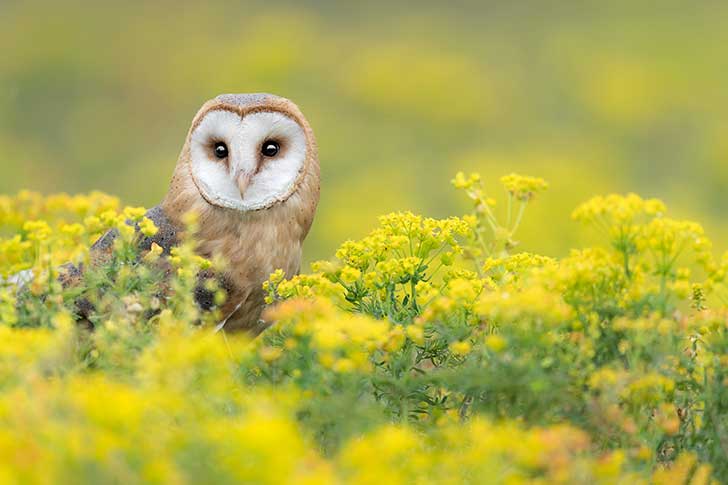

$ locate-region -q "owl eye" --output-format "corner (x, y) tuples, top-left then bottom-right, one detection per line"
(214, 142), (228, 159)
(261, 140), (280, 157)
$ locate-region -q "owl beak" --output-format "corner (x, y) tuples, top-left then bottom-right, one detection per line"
(236, 171), (253, 197)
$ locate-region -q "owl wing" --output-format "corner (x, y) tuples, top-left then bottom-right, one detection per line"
(60, 205), (229, 316)
(89, 205), (180, 263)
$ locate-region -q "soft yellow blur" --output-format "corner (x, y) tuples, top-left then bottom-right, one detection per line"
(1, 1), (727, 263)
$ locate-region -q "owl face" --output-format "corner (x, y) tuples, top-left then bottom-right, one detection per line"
(188, 108), (308, 212)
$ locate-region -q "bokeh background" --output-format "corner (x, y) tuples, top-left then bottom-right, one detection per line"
(2, 1), (727, 263)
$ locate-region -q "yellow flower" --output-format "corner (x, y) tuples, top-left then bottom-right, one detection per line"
(144, 242), (164, 262)
(476, 286), (573, 328)
(23, 220), (52, 241)
(139, 217), (158, 237)
(620, 373), (675, 405)
(310, 259), (339, 273)
(572, 193), (665, 223)
(123, 206), (147, 221)
(406, 325), (425, 346)
(446, 278), (482, 302)
(339, 266), (362, 285)
(451, 171), (481, 189)
(268, 269), (286, 285)
(384, 327), (406, 353)
(333, 358), (355, 373)
(449, 340), (472, 356)
(484, 334), (506, 353)
(60, 223), (84, 238)
(499, 173), (548, 201)
(118, 222), (135, 240)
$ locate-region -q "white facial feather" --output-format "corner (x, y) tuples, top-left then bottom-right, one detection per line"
(189, 110), (307, 211)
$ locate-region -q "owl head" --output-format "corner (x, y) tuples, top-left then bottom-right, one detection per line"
(181, 93), (317, 212)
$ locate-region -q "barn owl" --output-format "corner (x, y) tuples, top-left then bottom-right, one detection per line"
(87, 93), (320, 333)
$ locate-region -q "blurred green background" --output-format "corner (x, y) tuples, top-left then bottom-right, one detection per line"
(2, 1), (727, 262)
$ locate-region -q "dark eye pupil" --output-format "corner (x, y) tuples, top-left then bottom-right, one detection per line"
(261, 141), (279, 157)
(214, 142), (228, 159)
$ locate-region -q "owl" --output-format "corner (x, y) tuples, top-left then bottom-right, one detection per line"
(84, 93), (320, 333)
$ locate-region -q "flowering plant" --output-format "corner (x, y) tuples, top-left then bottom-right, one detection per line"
(0, 172), (725, 483)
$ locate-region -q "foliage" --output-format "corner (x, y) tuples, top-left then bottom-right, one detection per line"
(1, 172), (727, 484)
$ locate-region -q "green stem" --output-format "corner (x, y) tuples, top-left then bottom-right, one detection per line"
(410, 278), (419, 313)
(510, 201), (527, 235)
(506, 193), (513, 228)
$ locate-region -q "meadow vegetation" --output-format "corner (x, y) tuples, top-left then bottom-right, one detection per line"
(0, 171), (726, 484)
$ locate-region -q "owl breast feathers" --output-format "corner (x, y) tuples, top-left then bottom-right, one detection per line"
(66, 93), (320, 334)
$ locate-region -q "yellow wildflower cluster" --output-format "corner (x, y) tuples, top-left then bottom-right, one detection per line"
(475, 285), (575, 328)
(267, 211), (473, 323)
(451, 171), (482, 190)
(338, 418), (707, 485)
(0, 175), (727, 482)
(588, 367), (676, 405)
(333, 211), (471, 271)
(482, 252), (556, 285)
(573, 194), (665, 270)
(572, 193), (666, 225)
(499, 173), (549, 201)
(451, 171), (548, 266)
(263, 269), (343, 304)
(643, 217), (712, 269)
(418, 273), (489, 325)
(0, 190), (119, 228)
(262, 298), (393, 373)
